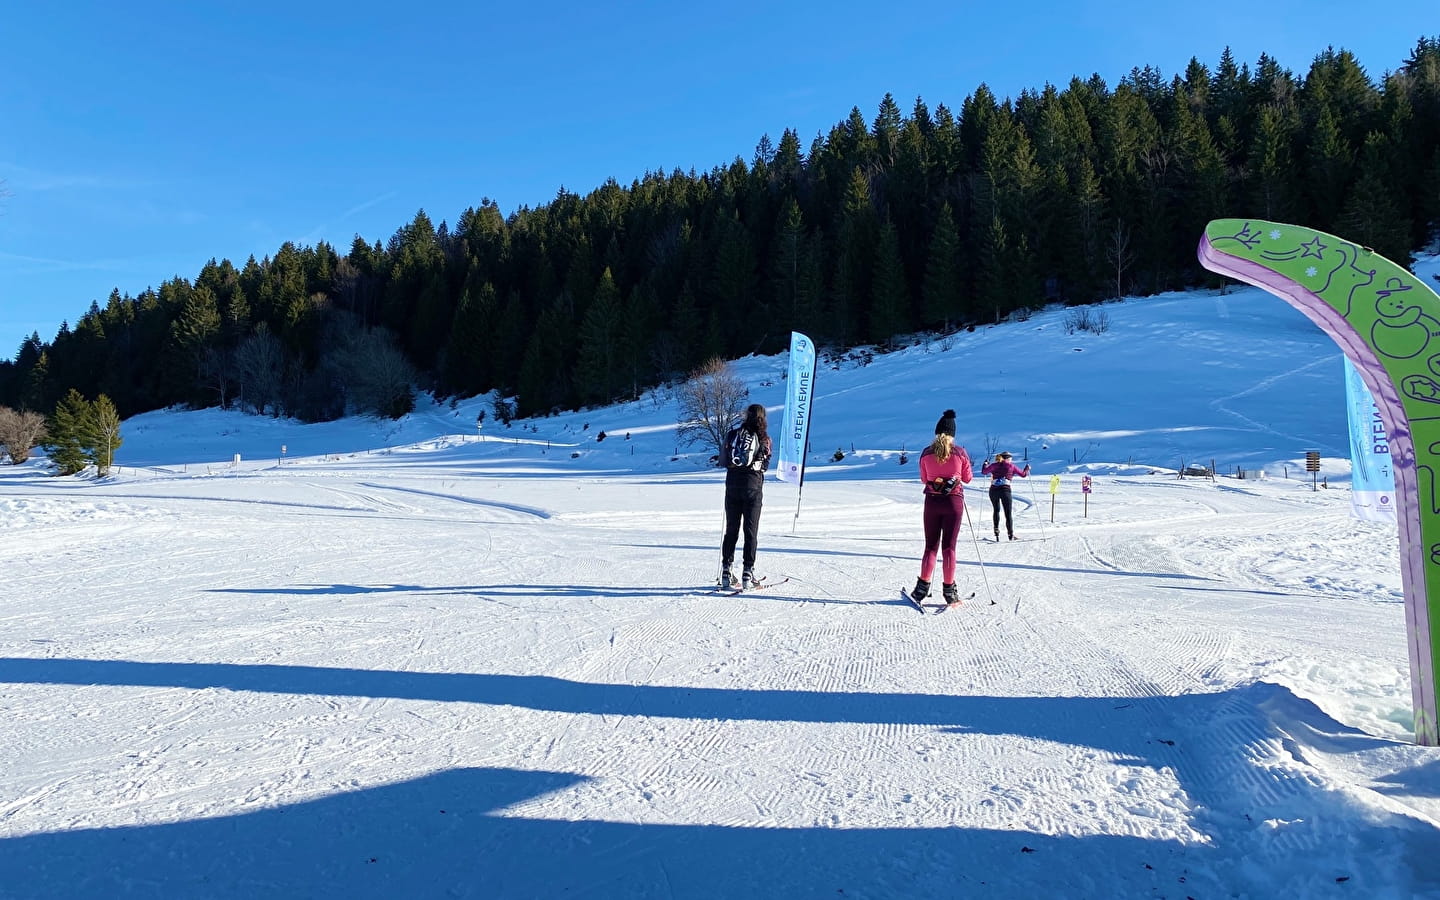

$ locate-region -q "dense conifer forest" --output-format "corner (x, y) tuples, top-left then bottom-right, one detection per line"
(3, 39), (1439, 423)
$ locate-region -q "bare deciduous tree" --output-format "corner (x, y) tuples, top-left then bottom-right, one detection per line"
(319, 316), (416, 419)
(349, 332), (417, 418)
(0, 406), (47, 464)
(199, 346), (235, 408)
(649, 332), (683, 383)
(1107, 219), (1135, 300)
(88, 394), (123, 476)
(234, 326), (287, 416)
(675, 357), (748, 460)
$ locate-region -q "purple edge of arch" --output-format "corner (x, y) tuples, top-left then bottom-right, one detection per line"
(1197, 233), (1436, 740)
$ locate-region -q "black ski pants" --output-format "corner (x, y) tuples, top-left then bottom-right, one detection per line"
(722, 482), (764, 573)
(989, 483), (1015, 536)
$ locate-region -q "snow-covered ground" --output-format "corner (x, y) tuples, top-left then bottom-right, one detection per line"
(3, 259), (1439, 898)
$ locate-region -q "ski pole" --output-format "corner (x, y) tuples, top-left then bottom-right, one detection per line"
(1025, 472), (1048, 541)
(717, 504), (728, 587)
(963, 500), (997, 606)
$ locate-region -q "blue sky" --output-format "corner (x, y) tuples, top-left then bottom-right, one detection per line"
(0, 1), (1432, 357)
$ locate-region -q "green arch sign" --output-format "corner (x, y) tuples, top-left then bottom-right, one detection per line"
(1199, 219), (1440, 745)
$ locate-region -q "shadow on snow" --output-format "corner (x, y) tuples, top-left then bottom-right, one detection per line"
(0, 765), (1201, 900)
(0, 658), (1431, 898)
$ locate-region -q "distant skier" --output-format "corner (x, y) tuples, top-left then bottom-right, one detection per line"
(719, 403), (773, 591)
(982, 450), (1030, 540)
(912, 409), (973, 606)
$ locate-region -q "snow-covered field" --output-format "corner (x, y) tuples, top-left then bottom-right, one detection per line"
(3, 262), (1439, 898)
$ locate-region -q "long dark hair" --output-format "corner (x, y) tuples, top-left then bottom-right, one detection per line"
(743, 403), (767, 433)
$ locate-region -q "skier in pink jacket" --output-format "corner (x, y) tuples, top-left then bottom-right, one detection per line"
(981, 450), (1030, 540)
(913, 409), (973, 606)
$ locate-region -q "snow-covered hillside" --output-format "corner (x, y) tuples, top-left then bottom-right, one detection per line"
(1, 261), (1438, 898)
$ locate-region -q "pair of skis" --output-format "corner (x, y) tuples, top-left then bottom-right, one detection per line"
(902, 588), (975, 615)
(715, 575), (790, 596)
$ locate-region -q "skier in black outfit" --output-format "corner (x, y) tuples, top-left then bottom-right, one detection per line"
(719, 403), (773, 591)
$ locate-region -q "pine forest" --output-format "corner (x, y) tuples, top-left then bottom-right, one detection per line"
(3, 41), (1439, 424)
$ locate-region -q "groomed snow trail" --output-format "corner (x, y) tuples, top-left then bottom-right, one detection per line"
(0, 465), (1431, 898)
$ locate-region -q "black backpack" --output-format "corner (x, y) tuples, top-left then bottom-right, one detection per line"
(726, 427), (762, 471)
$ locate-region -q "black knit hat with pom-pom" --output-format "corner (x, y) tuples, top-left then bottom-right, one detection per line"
(934, 409), (957, 437)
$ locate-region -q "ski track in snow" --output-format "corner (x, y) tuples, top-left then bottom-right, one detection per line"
(0, 456), (1434, 896)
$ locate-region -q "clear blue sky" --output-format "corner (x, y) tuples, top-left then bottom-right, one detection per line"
(0, 0), (1432, 357)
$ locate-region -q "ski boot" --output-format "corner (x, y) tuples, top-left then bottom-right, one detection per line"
(910, 578), (931, 603)
(721, 567), (737, 590)
(1008, 532), (1017, 541)
(942, 583), (961, 605)
(742, 570), (756, 590)
(993, 527), (1000, 541)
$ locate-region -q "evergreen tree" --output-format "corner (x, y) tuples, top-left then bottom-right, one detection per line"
(670, 282), (704, 373)
(922, 202), (963, 326)
(988, 113), (1043, 237)
(45, 389), (90, 475)
(576, 268), (622, 405)
(1426, 147), (1440, 238)
(772, 128), (805, 187)
(1250, 103), (1301, 221)
(1072, 158), (1109, 302)
(868, 219), (910, 344)
(1036, 162), (1074, 301)
(771, 199), (807, 323)
(619, 281), (659, 400)
(66, 305), (109, 400)
(1308, 48), (1380, 149)
(930, 103), (960, 176)
(1011, 233), (1042, 311)
(710, 217), (760, 352)
(835, 106), (877, 173)
(1175, 88), (1229, 275)
(794, 227), (827, 340)
(960, 85), (1002, 171)
(1339, 132), (1410, 263)
(15, 333), (42, 378)
(23, 349), (51, 416)
(1253, 53), (1298, 109)
(516, 303), (571, 416)
(1211, 47), (1251, 132)
(872, 93), (904, 168)
(441, 281), (496, 396)
(1306, 105), (1354, 231)
(222, 285), (252, 345)
(489, 290), (529, 394)
(832, 167), (877, 344)
(890, 116), (931, 252)
(173, 286), (220, 352)
(700, 308), (726, 365)
(977, 215), (1010, 322)
(1096, 85), (1154, 243)
(1401, 38), (1440, 238)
